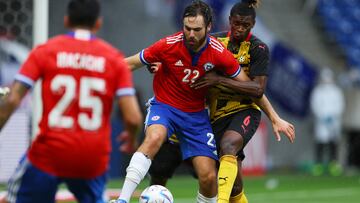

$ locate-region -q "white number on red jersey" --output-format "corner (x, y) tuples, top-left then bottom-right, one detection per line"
(182, 68), (200, 83)
(48, 75), (105, 130)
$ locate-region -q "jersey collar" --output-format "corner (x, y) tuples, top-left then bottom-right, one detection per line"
(227, 31), (252, 42)
(67, 29), (96, 41)
(184, 34), (210, 66)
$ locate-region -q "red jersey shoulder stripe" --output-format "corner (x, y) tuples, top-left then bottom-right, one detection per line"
(166, 33), (183, 44)
(209, 38), (224, 53)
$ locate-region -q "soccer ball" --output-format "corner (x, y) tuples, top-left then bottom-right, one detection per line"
(139, 185), (174, 203)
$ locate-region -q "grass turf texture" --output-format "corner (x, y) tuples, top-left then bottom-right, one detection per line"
(1, 173), (360, 203)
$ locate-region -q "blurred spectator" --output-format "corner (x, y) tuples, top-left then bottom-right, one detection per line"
(339, 68), (360, 171)
(310, 67), (345, 176)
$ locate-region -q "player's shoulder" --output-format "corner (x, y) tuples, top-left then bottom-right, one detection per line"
(210, 31), (228, 39)
(34, 35), (65, 50)
(249, 34), (269, 51)
(164, 32), (184, 45)
(208, 35), (226, 53)
(27, 35), (64, 56)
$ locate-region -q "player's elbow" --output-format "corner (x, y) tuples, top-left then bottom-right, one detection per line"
(253, 87), (264, 98)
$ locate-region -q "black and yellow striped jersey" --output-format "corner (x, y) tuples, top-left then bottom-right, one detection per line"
(208, 31), (270, 123)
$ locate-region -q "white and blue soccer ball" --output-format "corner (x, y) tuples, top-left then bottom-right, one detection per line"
(139, 185), (174, 203)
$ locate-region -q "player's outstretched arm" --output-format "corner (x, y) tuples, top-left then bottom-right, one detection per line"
(191, 70), (295, 143)
(232, 70), (295, 143)
(125, 53), (144, 71)
(252, 95), (295, 143)
(0, 81), (29, 131)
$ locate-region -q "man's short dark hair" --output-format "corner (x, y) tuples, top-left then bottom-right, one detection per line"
(182, 0), (213, 27)
(230, 0), (260, 19)
(67, 0), (100, 28)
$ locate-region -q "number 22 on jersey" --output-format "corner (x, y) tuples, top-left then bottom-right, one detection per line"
(48, 74), (105, 131)
(182, 68), (199, 83)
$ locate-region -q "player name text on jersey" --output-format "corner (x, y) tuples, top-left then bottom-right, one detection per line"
(57, 52), (105, 72)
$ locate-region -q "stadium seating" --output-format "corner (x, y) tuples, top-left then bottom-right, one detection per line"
(317, 0), (360, 69)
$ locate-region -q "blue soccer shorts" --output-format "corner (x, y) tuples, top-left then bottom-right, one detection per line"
(145, 97), (218, 161)
(6, 155), (107, 203)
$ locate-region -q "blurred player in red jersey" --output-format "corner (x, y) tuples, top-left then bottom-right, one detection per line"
(111, 1), (291, 203)
(0, 0), (142, 202)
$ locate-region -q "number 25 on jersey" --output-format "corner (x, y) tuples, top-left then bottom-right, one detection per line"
(48, 74), (105, 131)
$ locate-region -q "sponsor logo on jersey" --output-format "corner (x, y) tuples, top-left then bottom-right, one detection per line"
(151, 116), (160, 121)
(203, 62), (214, 72)
(175, 60), (184, 66)
(258, 44), (266, 50)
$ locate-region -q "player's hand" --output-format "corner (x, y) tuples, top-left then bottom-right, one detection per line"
(116, 131), (137, 154)
(271, 118), (295, 143)
(146, 62), (161, 73)
(190, 71), (220, 89)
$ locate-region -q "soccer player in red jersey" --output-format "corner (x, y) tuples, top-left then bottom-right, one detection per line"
(0, 0), (142, 202)
(112, 1), (291, 203)
(146, 1), (295, 203)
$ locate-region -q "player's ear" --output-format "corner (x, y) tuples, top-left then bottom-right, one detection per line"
(206, 23), (212, 33)
(93, 17), (103, 32)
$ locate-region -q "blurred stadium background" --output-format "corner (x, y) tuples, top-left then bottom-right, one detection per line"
(0, 0), (360, 202)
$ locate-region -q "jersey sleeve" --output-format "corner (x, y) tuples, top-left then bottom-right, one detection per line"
(249, 42), (269, 76)
(215, 48), (241, 78)
(15, 46), (44, 88)
(139, 38), (166, 65)
(115, 54), (135, 97)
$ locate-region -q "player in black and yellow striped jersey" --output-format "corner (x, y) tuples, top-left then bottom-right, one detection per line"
(209, 1), (268, 202)
(204, 1), (269, 202)
(147, 1), (295, 202)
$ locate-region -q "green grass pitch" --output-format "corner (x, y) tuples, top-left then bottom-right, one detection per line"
(108, 173), (360, 203)
(1, 173), (360, 202)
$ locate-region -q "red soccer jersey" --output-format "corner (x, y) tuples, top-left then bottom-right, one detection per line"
(140, 32), (241, 112)
(15, 30), (134, 178)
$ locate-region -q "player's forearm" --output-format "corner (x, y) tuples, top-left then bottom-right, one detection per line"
(0, 101), (17, 130)
(118, 96), (143, 138)
(253, 94), (280, 123)
(123, 106), (143, 137)
(219, 76), (264, 98)
(0, 82), (28, 131)
(125, 53), (144, 71)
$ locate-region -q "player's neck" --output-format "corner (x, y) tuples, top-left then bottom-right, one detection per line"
(230, 37), (244, 45)
(190, 35), (209, 53)
(195, 39), (207, 52)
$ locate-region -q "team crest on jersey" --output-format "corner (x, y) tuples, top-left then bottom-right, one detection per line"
(203, 62), (214, 72)
(151, 116), (160, 121)
(238, 56), (245, 63)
